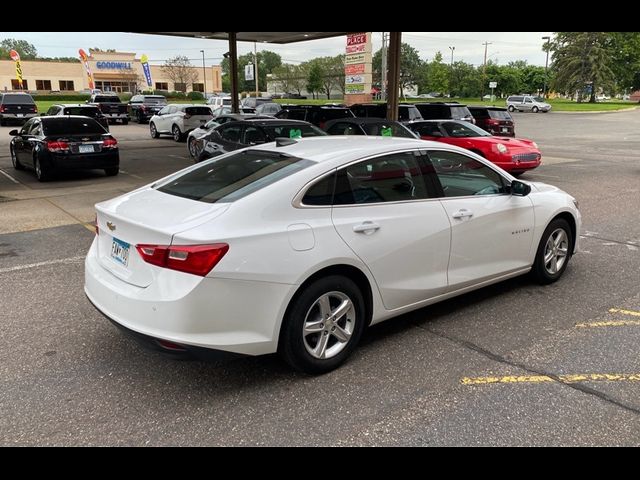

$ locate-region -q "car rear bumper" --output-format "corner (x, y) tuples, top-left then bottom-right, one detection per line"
(0, 113), (36, 121)
(84, 239), (292, 356)
(47, 150), (119, 170)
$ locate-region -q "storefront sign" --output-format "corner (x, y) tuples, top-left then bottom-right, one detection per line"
(345, 64), (365, 75)
(96, 61), (133, 70)
(345, 84), (366, 94)
(345, 53), (367, 65)
(344, 32), (372, 97)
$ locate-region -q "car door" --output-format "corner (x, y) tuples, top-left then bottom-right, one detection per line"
(203, 123), (245, 158)
(46, 106), (60, 116)
(427, 149), (535, 289)
(13, 118), (37, 165)
(242, 125), (268, 146)
(156, 106), (173, 132)
(523, 96), (533, 111)
(331, 150), (451, 310)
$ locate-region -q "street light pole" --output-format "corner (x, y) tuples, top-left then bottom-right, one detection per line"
(482, 41), (492, 100)
(542, 36), (550, 99)
(200, 50), (206, 97)
(448, 46), (455, 97)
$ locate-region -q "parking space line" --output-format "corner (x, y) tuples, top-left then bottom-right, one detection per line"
(0, 169), (20, 184)
(576, 319), (640, 328)
(119, 169), (144, 180)
(461, 373), (640, 385)
(610, 308), (640, 317)
(0, 255), (85, 274)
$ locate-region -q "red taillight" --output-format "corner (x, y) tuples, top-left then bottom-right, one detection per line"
(32, 106), (37, 113)
(486, 119), (500, 125)
(103, 137), (118, 149)
(135, 243), (229, 277)
(46, 140), (70, 152)
(0, 106), (5, 113)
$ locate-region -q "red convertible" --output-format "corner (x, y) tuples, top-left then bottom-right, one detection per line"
(407, 119), (541, 176)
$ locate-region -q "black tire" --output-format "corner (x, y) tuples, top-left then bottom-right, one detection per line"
(0, 118), (5, 126)
(532, 218), (573, 285)
(188, 137), (199, 159)
(172, 125), (184, 142)
(279, 275), (366, 374)
(34, 155), (49, 182)
(532, 106), (539, 113)
(150, 122), (160, 138)
(122, 119), (129, 125)
(508, 105), (515, 112)
(104, 167), (119, 177)
(10, 146), (24, 170)
(137, 111), (145, 124)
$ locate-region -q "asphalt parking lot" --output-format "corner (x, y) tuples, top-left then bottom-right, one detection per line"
(1, 110), (639, 446)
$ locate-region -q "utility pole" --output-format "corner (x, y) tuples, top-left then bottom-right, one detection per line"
(381, 32), (388, 101)
(200, 50), (206, 97)
(254, 42), (259, 98)
(541, 36), (550, 99)
(448, 46), (455, 97)
(482, 41), (492, 100)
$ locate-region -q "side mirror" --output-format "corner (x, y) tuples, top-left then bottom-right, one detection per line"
(9, 129), (19, 136)
(510, 180), (531, 196)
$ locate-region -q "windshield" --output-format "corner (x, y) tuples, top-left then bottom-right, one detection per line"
(63, 107), (101, 117)
(156, 150), (314, 204)
(2, 94), (35, 105)
(263, 123), (326, 139)
(362, 122), (416, 138)
(441, 121), (491, 138)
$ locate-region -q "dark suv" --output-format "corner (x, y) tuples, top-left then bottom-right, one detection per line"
(275, 105), (355, 129)
(349, 103), (422, 124)
(128, 94), (168, 123)
(467, 106), (515, 136)
(0, 92), (38, 126)
(413, 102), (475, 124)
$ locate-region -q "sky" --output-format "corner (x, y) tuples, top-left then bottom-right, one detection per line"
(1, 32), (554, 67)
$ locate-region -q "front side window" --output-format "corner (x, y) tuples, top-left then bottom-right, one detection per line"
(334, 152), (430, 205)
(156, 150), (314, 204)
(19, 119), (35, 135)
(263, 123), (326, 139)
(441, 121), (491, 138)
(361, 122), (416, 138)
(220, 124), (243, 143)
(428, 150), (506, 197)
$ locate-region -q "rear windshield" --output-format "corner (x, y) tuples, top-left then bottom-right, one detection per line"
(278, 109), (307, 121)
(157, 150), (314, 204)
(362, 122), (416, 138)
(263, 123), (327, 139)
(94, 96), (120, 103)
(488, 110), (512, 120)
(450, 106), (471, 118)
(223, 98), (232, 105)
(185, 106), (213, 116)
(143, 97), (167, 104)
(43, 118), (106, 135)
(63, 107), (101, 117)
(2, 94), (35, 105)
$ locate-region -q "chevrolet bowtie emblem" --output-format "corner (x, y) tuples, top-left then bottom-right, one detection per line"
(106, 222), (116, 231)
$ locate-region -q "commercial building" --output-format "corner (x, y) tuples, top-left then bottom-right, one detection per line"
(0, 49), (222, 94)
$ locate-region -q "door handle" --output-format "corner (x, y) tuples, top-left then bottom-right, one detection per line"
(353, 222), (380, 234)
(452, 209), (474, 219)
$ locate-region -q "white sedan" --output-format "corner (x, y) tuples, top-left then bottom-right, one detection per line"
(85, 136), (580, 374)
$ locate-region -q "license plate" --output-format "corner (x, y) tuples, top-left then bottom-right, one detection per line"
(501, 127), (509, 132)
(110, 237), (130, 267)
(16, 113), (23, 117)
(79, 144), (94, 153)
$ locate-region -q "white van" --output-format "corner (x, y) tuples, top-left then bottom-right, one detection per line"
(207, 96), (232, 108)
(506, 95), (551, 113)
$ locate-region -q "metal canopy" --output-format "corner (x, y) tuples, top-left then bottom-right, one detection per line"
(141, 32), (349, 44)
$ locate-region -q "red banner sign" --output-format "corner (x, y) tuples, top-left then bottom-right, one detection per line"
(347, 33), (367, 46)
(345, 64), (365, 75)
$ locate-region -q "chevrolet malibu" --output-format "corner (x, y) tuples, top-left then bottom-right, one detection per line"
(85, 136), (580, 374)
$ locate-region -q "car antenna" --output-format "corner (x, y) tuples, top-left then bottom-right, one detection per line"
(275, 137), (297, 147)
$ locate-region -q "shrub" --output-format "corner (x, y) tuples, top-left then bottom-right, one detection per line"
(188, 91), (204, 100)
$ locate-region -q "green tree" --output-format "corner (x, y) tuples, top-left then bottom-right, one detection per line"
(306, 61), (323, 99)
(373, 42), (424, 98)
(608, 32), (640, 93)
(221, 50), (282, 93)
(450, 61), (481, 97)
(314, 55), (344, 99)
(425, 51), (449, 95)
(0, 38), (37, 60)
(550, 32), (615, 103)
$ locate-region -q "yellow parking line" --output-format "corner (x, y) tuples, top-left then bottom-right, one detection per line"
(609, 308), (640, 317)
(461, 373), (640, 385)
(576, 319), (640, 328)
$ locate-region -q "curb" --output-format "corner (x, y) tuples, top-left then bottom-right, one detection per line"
(548, 106), (640, 115)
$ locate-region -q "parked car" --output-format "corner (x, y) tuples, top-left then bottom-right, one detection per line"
(9, 116), (119, 181)
(211, 113), (274, 125)
(211, 106), (256, 117)
(413, 102), (475, 124)
(324, 117), (417, 138)
(195, 118), (326, 162)
(0, 92), (38, 126)
(207, 96), (232, 108)
(149, 104), (213, 142)
(275, 105), (355, 129)
(86, 93), (129, 125)
(349, 103), (422, 124)
(406, 119), (541, 176)
(46, 104), (110, 131)
(467, 106), (515, 137)
(506, 95), (551, 113)
(85, 136), (580, 374)
(128, 94), (168, 123)
(255, 102), (282, 115)
(241, 97), (274, 109)
(187, 119), (220, 159)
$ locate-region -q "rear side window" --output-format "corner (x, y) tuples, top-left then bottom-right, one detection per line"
(185, 107), (214, 116)
(302, 172), (336, 205)
(509, 96), (523, 103)
(43, 117), (105, 135)
(399, 106), (422, 121)
(488, 110), (512, 120)
(450, 106), (471, 118)
(157, 150), (314, 204)
(2, 94), (35, 105)
(361, 122), (416, 138)
(468, 108), (488, 119)
(263, 123), (326, 139)
(278, 109), (307, 121)
(415, 104), (445, 119)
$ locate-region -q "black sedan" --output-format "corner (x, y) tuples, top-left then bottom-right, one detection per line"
(9, 116), (119, 181)
(323, 117), (417, 138)
(45, 104), (110, 131)
(196, 119), (326, 162)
